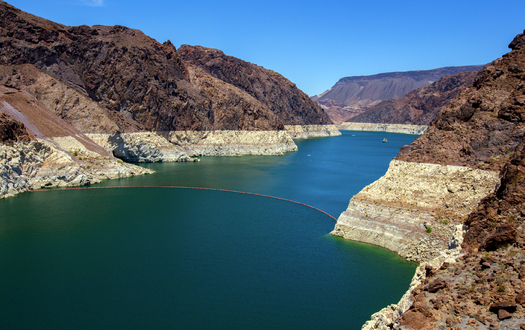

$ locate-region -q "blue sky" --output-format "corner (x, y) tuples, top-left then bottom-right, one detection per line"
(6, 0), (525, 96)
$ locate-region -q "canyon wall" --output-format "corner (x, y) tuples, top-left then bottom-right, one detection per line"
(334, 29), (525, 329)
(331, 160), (499, 263)
(162, 130), (296, 156)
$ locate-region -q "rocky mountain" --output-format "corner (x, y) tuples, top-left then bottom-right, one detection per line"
(333, 29), (525, 329)
(179, 45), (332, 126)
(0, 0), (339, 199)
(313, 65), (484, 123)
(0, 0), (332, 132)
(346, 69), (481, 125)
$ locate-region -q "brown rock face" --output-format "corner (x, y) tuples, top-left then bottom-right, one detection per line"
(0, 84), (110, 156)
(464, 138), (525, 251)
(183, 65), (284, 130)
(347, 70), (481, 125)
(0, 1), (329, 133)
(397, 30), (525, 171)
(0, 64), (143, 133)
(425, 278), (448, 293)
(398, 293), (435, 329)
(0, 1), (212, 131)
(178, 45), (332, 126)
(388, 30), (525, 330)
(0, 112), (31, 142)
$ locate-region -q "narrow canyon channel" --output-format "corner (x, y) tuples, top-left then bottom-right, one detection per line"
(0, 131), (419, 329)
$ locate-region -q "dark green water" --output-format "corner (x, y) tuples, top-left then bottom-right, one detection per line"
(0, 131), (418, 329)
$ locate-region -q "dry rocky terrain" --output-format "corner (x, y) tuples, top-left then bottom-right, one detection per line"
(0, 0), (338, 199)
(339, 29), (525, 329)
(0, 0), (332, 132)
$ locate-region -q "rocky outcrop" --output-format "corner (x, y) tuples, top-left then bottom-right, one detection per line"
(347, 70), (481, 125)
(397, 32), (525, 172)
(179, 45), (333, 126)
(160, 130), (298, 156)
(464, 137), (525, 252)
(342, 30), (525, 329)
(0, 64), (154, 199)
(399, 246), (525, 330)
(0, 0), (211, 131)
(337, 123), (427, 135)
(313, 66), (484, 123)
(0, 1), (332, 134)
(0, 112), (31, 142)
(336, 160), (499, 329)
(0, 64), (143, 133)
(284, 125), (341, 139)
(331, 160), (499, 263)
(362, 237), (465, 330)
(183, 64), (284, 131)
(0, 139), (153, 199)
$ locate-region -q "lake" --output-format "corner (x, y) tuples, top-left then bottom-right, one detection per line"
(0, 131), (418, 329)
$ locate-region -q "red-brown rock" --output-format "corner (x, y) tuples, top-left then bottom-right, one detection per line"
(425, 278), (448, 293)
(490, 301), (517, 313)
(0, 1), (330, 134)
(313, 65), (483, 123)
(498, 309), (513, 320)
(397, 30), (525, 171)
(481, 223), (518, 251)
(516, 293), (525, 305)
(0, 112), (31, 142)
(178, 45), (332, 126)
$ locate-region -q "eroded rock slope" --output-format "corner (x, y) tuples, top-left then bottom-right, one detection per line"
(332, 29), (525, 329)
(0, 0), (340, 177)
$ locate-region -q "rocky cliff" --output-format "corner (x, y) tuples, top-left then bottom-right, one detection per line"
(313, 66), (484, 123)
(0, 1), (341, 199)
(0, 0), (333, 133)
(347, 69), (481, 125)
(0, 0), (210, 132)
(332, 29), (525, 329)
(178, 45), (333, 126)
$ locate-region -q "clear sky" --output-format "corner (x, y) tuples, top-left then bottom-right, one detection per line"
(5, 0), (525, 96)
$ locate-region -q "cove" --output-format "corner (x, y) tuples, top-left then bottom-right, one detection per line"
(0, 131), (418, 329)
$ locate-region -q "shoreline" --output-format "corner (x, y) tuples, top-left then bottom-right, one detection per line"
(337, 122), (428, 135)
(1, 125), (341, 199)
(330, 159), (500, 328)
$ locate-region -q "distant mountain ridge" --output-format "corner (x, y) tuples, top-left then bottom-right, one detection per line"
(346, 69), (481, 125)
(313, 65), (484, 122)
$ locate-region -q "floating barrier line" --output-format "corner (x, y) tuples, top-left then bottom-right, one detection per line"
(32, 186), (337, 221)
